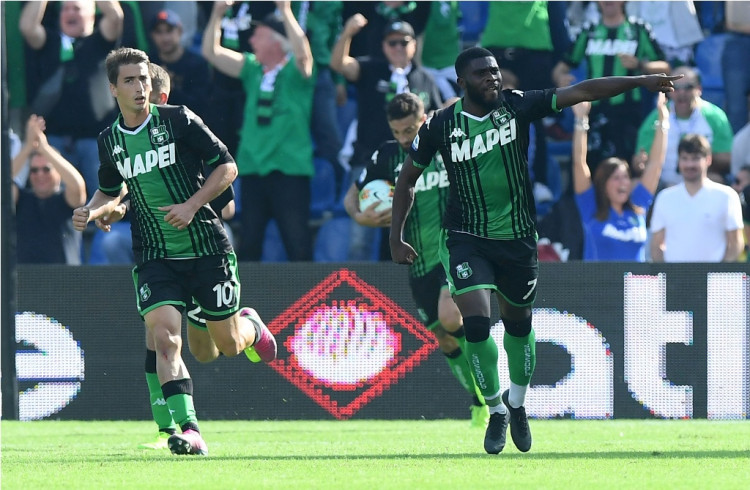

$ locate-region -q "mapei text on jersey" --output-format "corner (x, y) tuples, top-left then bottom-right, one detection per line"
(450, 118), (517, 162)
(115, 143), (177, 179)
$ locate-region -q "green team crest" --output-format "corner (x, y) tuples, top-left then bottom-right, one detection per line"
(139, 284), (152, 302)
(149, 125), (169, 145)
(456, 262), (472, 279)
(491, 109), (511, 127)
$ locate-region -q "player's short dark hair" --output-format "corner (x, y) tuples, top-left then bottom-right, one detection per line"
(105, 47), (150, 84)
(455, 47), (495, 78)
(678, 134), (711, 157)
(386, 92), (424, 121)
(149, 62), (171, 96)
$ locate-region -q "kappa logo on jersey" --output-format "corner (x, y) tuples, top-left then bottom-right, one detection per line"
(115, 143), (176, 179)
(450, 118), (517, 162)
(112, 144), (124, 156)
(456, 262), (472, 279)
(449, 128), (466, 139)
(149, 124), (170, 145)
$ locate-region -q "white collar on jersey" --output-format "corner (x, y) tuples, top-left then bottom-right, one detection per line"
(117, 112), (153, 135)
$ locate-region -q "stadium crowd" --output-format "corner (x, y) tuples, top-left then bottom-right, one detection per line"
(6, 0), (749, 265)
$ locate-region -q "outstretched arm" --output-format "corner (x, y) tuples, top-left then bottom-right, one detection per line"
(19, 0), (48, 50)
(34, 127), (86, 208)
(96, 1), (124, 42)
(639, 93), (669, 194)
(276, 1), (313, 78)
(201, 1), (245, 78)
(389, 157), (425, 265)
(571, 102), (592, 195)
(555, 74), (683, 109)
(330, 14), (367, 82)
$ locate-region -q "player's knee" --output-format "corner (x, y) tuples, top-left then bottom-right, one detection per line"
(189, 344), (219, 363)
(502, 316), (532, 337)
(214, 336), (244, 357)
(463, 316), (491, 343)
(152, 325), (181, 353)
(438, 307), (462, 332)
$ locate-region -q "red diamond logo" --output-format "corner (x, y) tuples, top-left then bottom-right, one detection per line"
(267, 268), (439, 419)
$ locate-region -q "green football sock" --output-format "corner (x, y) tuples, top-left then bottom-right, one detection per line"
(444, 347), (485, 403)
(503, 329), (536, 386)
(162, 379), (198, 429)
(464, 337), (501, 407)
(146, 372), (176, 431)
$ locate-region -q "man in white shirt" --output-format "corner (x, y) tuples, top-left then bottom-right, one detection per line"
(650, 134), (744, 262)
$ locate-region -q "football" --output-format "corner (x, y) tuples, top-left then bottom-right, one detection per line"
(359, 179), (394, 212)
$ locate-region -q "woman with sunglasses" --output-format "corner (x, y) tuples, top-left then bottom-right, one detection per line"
(12, 114), (87, 264)
(572, 92), (669, 262)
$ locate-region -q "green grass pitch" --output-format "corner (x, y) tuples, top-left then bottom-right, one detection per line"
(2, 420), (749, 489)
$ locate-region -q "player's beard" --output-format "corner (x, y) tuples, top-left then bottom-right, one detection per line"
(465, 83), (502, 113)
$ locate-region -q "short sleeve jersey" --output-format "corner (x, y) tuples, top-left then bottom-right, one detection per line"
(97, 104), (233, 265)
(358, 141), (449, 277)
(409, 91), (558, 239)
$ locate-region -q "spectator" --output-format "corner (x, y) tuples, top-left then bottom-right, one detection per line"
(341, 1), (431, 60)
(572, 93), (669, 262)
(331, 17), (442, 184)
(202, 1), (316, 261)
(12, 114), (86, 265)
(635, 66), (733, 187)
(20, 0), (123, 201)
(553, 1), (669, 173)
(625, 1), (704, 66)
(419, 1), (463, 101)
(480, 1), (567, 91)
(722, 2), (750, 133)
(331, 16), (442, 260)
(148, 9), (212, 118)
(650, 134), (744, 262)
(730, 93), (750, 177)
(197, 1), (275, 157)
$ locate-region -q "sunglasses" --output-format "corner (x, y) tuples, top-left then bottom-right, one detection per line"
(30, 166), (52, 175)
(674, 83), (696, 91)
(386, 38), (411, 48)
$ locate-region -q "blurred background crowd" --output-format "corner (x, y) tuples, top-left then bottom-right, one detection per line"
(5, 1), (750, 266)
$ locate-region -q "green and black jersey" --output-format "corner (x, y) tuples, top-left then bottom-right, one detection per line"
(564, 18), (664, 106)
(409, 91), (558, 240)
(358, 141), (449, 277)
(97, 104), (233, 265)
